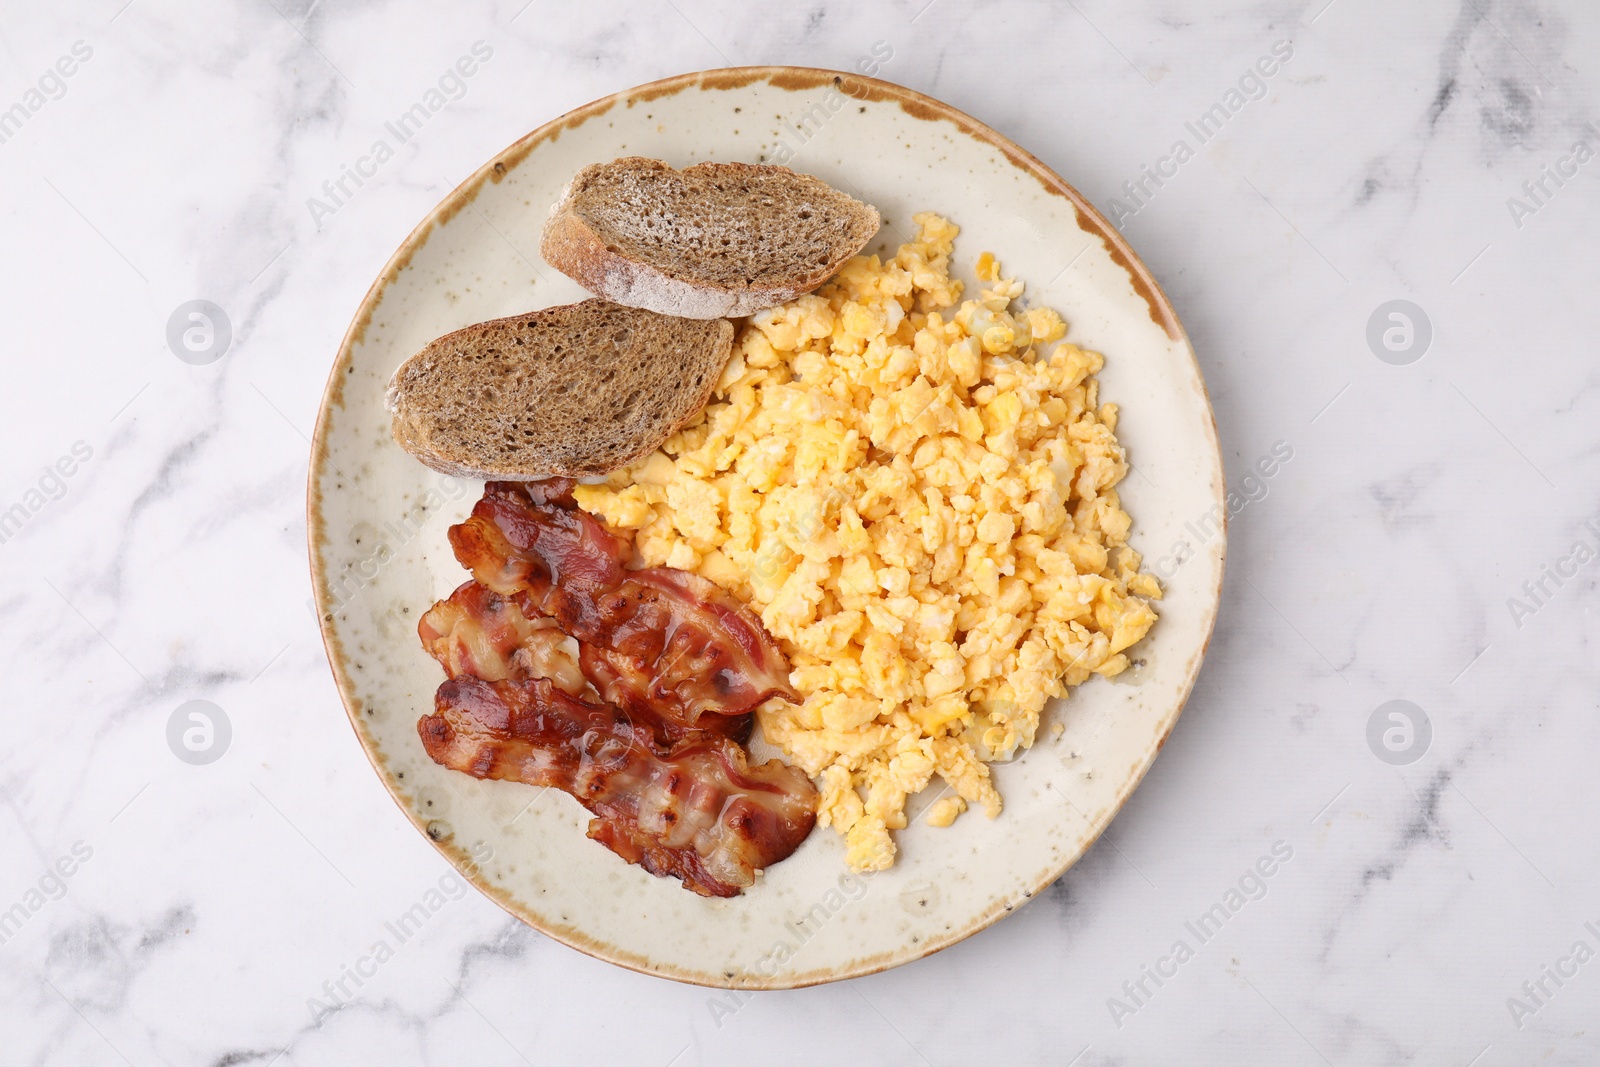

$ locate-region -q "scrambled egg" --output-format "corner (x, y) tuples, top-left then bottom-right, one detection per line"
(574, 214), (1161, 871)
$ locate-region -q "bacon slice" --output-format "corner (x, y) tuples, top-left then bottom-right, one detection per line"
(579, 567), (800, 725)
(449, 479), (628, 631)
(449, 480), (799, 726)
(419, 580), (586, 693)
(419, 579), (751, 749)
(419, 479), (815, 895)
(419, 676), (817, 897)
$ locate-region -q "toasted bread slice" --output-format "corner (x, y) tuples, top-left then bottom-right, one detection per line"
(540, 158), (880, 319)
(385, 299), (734, 479)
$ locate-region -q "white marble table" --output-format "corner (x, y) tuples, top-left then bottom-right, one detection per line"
(3, 1), (1597, 1063)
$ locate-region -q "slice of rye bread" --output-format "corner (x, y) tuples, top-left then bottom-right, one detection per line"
(385, 299), (734, 479)
(540, 157), (881, 319)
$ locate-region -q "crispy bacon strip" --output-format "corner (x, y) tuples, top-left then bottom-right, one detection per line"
(580, 567), (800, 725)
(420, 480), (815, 894)
(418, 579), (751, 749)
(449, 479), (628, 630)
(419, 676), (817, 897)
(449, 480), (799, 725)
(419, 580), (585, 692)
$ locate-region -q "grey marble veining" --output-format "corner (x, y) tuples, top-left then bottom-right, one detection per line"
(2, 0), (1598, 1063)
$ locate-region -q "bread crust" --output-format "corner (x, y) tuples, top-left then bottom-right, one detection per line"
(540, 158), (880, 319)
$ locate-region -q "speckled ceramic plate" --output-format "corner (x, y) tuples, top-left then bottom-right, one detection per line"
(307, 66), (1225, 989)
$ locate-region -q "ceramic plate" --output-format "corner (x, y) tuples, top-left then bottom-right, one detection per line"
(307, 66), (1225, 989)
